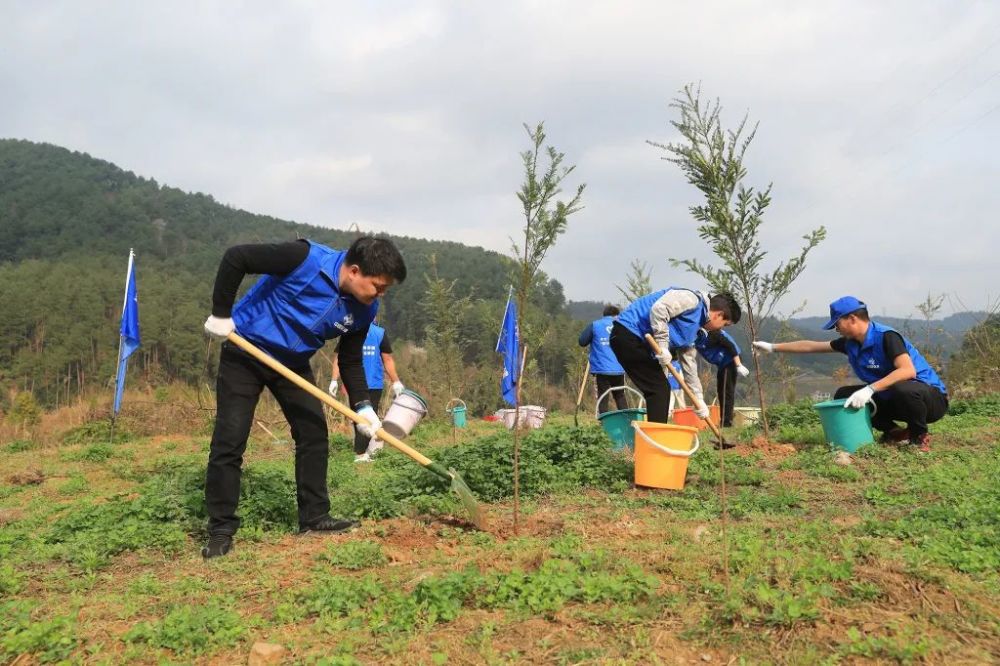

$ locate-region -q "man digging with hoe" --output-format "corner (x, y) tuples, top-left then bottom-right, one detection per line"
(201, 236), (406, 558)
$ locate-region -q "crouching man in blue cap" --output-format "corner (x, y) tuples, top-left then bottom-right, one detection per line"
(752, 296), (948, 453)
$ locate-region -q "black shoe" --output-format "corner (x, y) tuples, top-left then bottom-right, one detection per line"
(714, 439), (737, 450)
(299, 515), (360, 534)
(201, 533), (233, 559)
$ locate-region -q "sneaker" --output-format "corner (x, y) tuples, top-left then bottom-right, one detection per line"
(910, 433), (932, 453)
(880, 427), (910, 444)
(201, 533), (233, 559)
(354, 453), (372, 464)
(299, 515), (360, 534)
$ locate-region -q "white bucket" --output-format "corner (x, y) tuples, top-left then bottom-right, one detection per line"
(380, 390), (428, 439)
(733, 407), (762, 427)
(497, 405), (546, 430)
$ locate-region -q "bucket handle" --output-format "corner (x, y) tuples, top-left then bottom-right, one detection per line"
(596, 385), (646, 417)
(631, 422), (701, 458)
(445, 398), (466, 413)
(844, 398), (878, 417)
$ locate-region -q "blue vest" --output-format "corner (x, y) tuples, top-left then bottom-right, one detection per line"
(617, 288), (708, 349)
(362, 325), (386, 389)
(232, 241), (378, 367)
(588, 316), (624, 374)
(696, 330), (740, 367)
(667, 360), (681, 390)
(845, 321), (947, 395)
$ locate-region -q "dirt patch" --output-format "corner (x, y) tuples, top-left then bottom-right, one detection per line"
(8, 468), (45, 485)
(0, 508), (24, 525)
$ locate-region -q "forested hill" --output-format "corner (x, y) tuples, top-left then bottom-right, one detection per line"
(0, 139), (566, 403)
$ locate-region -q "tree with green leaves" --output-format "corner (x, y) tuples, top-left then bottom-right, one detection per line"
(651, 84), (825, 437)
(616, 259), (653, 304)
(421, 255), (472, 409)
(509, 122), (585, 531)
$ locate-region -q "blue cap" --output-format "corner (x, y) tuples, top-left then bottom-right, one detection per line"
(822, 296), (866, 330)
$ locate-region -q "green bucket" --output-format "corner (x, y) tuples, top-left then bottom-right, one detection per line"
(446, 399), (467, 428)
(813, 398), (875, 452)
(598, 408), (647, 451)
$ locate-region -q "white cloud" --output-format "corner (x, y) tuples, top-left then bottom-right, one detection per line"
(1, 0), (998, 316)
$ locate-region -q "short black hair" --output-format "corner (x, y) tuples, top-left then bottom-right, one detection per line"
(344, 236), (407, 283)
(602, 304), (620, 316)
(847, 307), (870, 322)
(709, 292), (741, 324)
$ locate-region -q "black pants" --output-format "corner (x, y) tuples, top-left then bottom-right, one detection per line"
(610, 323), (671, 423)
(717, 363), (737, 427)
(594, 374), (628, 413)
(205, 343), (330, 535)
(353, 389), (383, 454)
(834, 381), (948, 439)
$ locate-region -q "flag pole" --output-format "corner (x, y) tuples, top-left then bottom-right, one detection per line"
(110, 249), (135, 444)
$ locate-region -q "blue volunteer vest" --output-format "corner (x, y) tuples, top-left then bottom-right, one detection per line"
(667, 360), (681, 390)
(696, 330), (740, 368)
(232, 241), (378, 367)
(588, 316), (624, 374)
(845, 321), (947, 395)
(362, 324), (386, 389)
(617, 288), (708, 349)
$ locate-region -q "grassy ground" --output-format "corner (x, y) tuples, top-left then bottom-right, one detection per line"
(1, 396), (998, 665)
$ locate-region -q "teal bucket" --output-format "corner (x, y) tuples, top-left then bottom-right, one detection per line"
(598, 408), (647, 452)
(813, 398), (875, 452)
(446, 399), (467, 428)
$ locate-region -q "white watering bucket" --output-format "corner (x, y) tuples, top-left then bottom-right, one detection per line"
(497, 405), (546, 430)
(379, 389), (428, 439)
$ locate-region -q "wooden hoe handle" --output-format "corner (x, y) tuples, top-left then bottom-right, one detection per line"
(227, 332), (434, 467)
(644, 334), (725, 440)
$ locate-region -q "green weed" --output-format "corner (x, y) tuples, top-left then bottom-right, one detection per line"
(4, 438), (35, 453)
(837, 625), (936, 663)
(0, 600), (78, 663)
(124, 602), (246, 655)
(318, 540), (388, 570)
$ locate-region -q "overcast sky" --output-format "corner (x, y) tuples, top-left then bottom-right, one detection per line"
(3, 1), (998, 318)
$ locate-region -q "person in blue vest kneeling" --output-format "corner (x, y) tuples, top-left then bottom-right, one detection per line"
(579, 305), (628, 414)
(329, 320), (404, 463)
(201, 236), (406, 559)
(695, 329), (751, 427)
(753, 296), (948, 453)
(610, 288), (741, 423)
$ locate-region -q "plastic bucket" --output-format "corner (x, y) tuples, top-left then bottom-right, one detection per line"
(813, 398), (875, 452)
(732, 407), (762, 428)
(446, 399), (467, 428)
(672, 405), (721, 430)
(598, 408), (647, 451)
(498, 406), (546, 430)
(380, 389), (428, 439)
(632, 421), (700, 490)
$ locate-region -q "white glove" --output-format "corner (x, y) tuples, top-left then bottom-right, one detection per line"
(655, 352), (672, 368)
(391, 380), (405, 398)
(736, 365), (750, 378)
(693, 399), (710, 420)
(844, 385), (874, 410)
(204, 315), (235, 339)
(328, 379), (339, 396)
(355, 405), (382, 439)
(752, 341), (774, 354)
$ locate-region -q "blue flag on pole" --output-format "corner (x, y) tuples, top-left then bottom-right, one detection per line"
(113, 250), (141, 416)
(495, 290), (519, 406)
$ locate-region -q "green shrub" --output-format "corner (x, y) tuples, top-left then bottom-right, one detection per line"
(4, 439), (35, 453)
(62, 420), (129, 445)
(124, 603), (246, 655)
(319, 540), (388, 570)
(0, 600), (78, 663)
(764, 400), (821, 430)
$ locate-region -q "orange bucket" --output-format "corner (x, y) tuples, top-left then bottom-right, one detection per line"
(672, 405), (720, 430)
(632, 421), (700, 490)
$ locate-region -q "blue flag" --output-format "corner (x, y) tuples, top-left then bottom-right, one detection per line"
(495, 291), (519, 406)
(113, 251), (141, 416)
